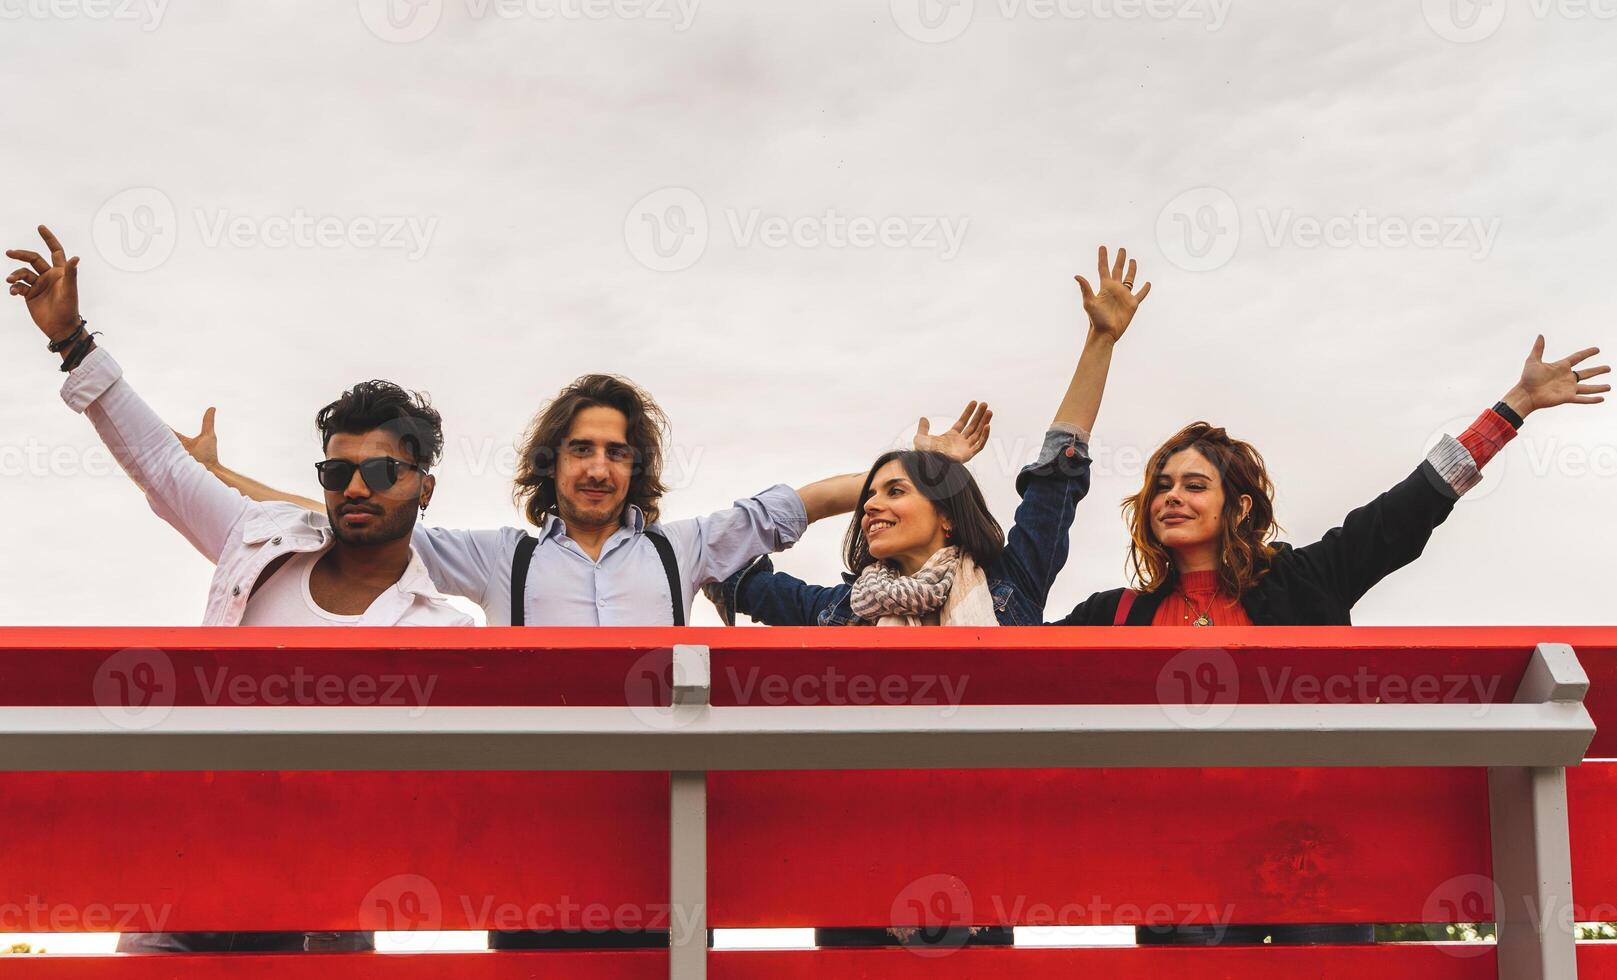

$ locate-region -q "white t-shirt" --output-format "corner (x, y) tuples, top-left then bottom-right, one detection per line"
(238, 551), (365, 626)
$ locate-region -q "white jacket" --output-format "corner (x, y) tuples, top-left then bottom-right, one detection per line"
(61, 347), (471, 627)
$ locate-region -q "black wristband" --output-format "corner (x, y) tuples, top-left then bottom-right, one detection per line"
(46, 319), (88, 354)
(1492, 400), (1525, 430)
(58, 333), (97, 373)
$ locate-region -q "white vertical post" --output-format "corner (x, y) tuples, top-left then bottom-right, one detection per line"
(1489, 643), (1588, 980)
(669, 645), (709, 980)
(670, 771), (708, 980)
(1488, 766), (1577, 980)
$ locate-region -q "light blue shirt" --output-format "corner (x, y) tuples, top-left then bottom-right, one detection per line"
(411, 484), (808, 625)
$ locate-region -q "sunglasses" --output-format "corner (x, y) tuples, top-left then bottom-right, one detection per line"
(314, 456), (423, 493)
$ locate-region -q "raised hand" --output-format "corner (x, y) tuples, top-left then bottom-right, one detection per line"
(1503, 336), (1610, 418)
(174, 408), (221, 469)
(7, 225), (82, 344)
(1074, 245), (1152, 343)
(915, 400), (992, 463)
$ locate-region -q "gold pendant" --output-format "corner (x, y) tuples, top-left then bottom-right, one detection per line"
(1193, 613), (1213, 627)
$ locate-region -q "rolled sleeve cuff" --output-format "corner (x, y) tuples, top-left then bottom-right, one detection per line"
(753, 482), (809, 548)
(1048, 420), (1092, 444)
(703, 553), (773, 627)
(1015, 428), (1092, 496)
(1426, 433), (1481, 497)
(58, 346), (122, 413)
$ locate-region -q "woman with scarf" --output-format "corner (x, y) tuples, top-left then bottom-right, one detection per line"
(710, 245), (1148, 632)
(705, 246), (1151, 949)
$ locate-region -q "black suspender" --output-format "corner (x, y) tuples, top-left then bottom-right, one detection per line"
(643, 528), (686, 627)
(509, 527), (684, 627)
(509, 532), (541, 627)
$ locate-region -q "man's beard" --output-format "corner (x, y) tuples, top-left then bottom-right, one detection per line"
(328, 503), (417, 547)
(556, 486), (626, 530)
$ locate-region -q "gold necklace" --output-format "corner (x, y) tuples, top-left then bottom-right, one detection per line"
(1182, 592), (1214, 627)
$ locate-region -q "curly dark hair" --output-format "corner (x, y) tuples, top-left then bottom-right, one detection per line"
(513, 374), (669, 527)
(315, 380), (444, 469)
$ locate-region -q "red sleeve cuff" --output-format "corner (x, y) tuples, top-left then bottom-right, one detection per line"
(1457, 408), (1517, 469)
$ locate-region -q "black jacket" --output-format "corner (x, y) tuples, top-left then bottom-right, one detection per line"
(1054, 460), (1461, 627)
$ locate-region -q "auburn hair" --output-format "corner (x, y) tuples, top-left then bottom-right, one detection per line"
(1123, 422), (1279, 596)
(513, 374), (669, 527)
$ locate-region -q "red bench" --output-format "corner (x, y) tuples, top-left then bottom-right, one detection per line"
(1, 626), (1614, 979)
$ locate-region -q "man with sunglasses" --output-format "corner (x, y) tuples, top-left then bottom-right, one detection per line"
(10, 224), (468, 951)
(7, 223), (471, 632)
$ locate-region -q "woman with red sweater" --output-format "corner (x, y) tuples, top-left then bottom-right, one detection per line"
(1056, 335), (1606, 629)
(1054, 335), (1607, 947)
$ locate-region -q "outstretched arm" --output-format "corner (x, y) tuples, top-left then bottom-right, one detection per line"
(794, 400), (992, 523)
(1054, 245), (1152, 436)
(1292, 335), (1609, 607)
(7, 225), (254, 561)
(1001, 246), (1152, 606)
(173, 407), (325, 511)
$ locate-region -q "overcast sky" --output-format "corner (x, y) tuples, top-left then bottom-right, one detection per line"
(1, 0), (1613, 627)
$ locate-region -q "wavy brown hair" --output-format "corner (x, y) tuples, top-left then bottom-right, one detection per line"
(513, 374), (670, 527)
(1123, 422), (1279, 597)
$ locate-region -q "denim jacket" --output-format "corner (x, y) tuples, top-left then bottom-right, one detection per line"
(706, 428), (1091, 627)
